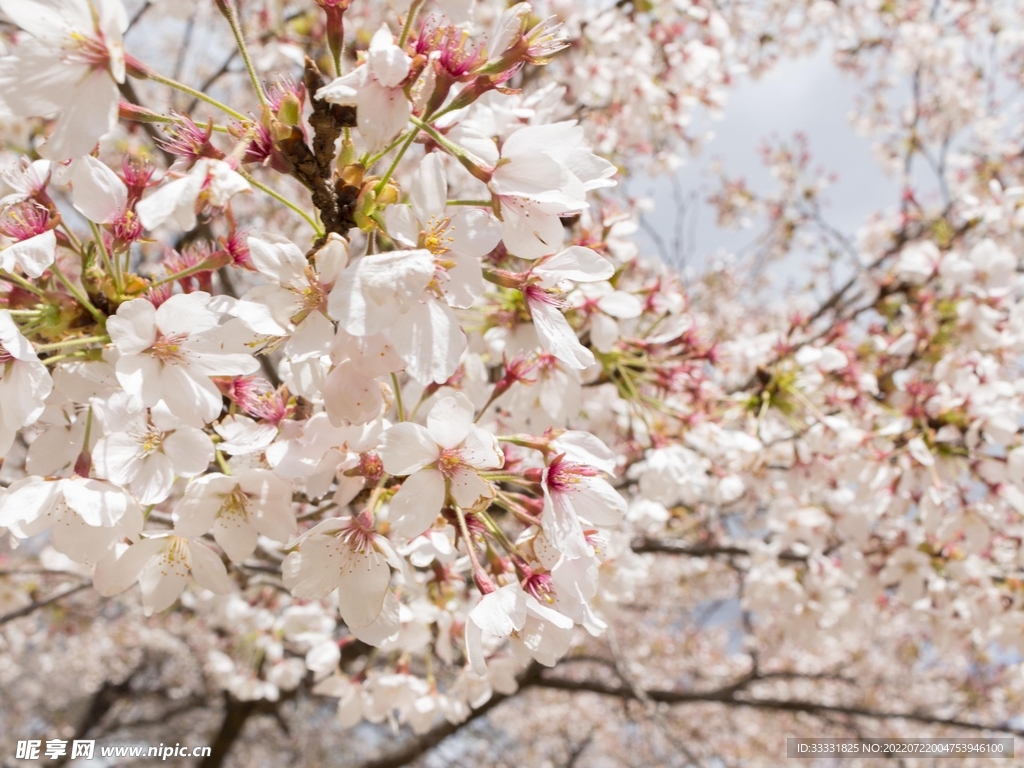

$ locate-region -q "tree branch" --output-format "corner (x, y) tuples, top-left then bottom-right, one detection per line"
(0, 583), (90, 626)
(356, 664), (543, 768)
(631, 537), (807, 562)
(532, 674), (1024, 737)
(197, 694), (258, 768)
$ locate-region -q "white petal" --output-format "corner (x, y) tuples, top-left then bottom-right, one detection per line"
(239, 469), (296, 543)
(1, 0), (90, 40)
(497, 198), (566, 260)
(93, 537), (163, 597)
(411, 152), (447, 223)
(206, 160), (250, 207)
(136, 173), (201, 231)
(389, 468), (446, 537)
(213, 515), (259, 563)
(305, 641), (341, 679)
(323, 363), (385, 426)
(107, 299), (158, 355)
(0, 310), (39, 361)
(449, 467), (493, 509)
(62, 477), (127, 527)
(155, 291), (219, 335)
(158, 365), (224, 425)
(351, 590), (401, 646)
(0, 356), (51, 426)
(130, 453), (175, 505)
(282, 539), (344, 598)
(464, 617), (487, 676)
(502, 122), (584, 160)
(114, 353), (162, 410)
(248, 235), (307, 285)
(51, 508), (120, 565)
(534, 247), (614, 284)
(189, 538), (235, 593)
(390, 298), (466, 385)
(574, 476), (626, 526)
(378, 422), (438, 475)
(2, 230), (56, 278)
(315, 234), (349, 283)
(356, 80), (411, 151)
(0, 479), (59, 527)
(529, 299), (594, 369)
(172, 475), (232, 538)
(42, 71), (118, 162)
(426, 393), (474, 449)
(214, 415), (278, 455)
(163, 427), (214, 476)
(139, 557), (188, 614)
(597, 290), (642, 319)
(459, 425), (503, 469)
(542, 485), (588, 559)
(551, 431), (616, 475)
(71, 155), (127, 223)
(367, 24), (411, 88)
(328, 250), (434, 336)
(337, 549), (391, 629)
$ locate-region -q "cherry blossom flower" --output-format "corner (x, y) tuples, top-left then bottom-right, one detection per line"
(323, 330), (404, 426)
(0, 202), (56, 277)
(0, 158), (51, 208)
(378, 393), (502, 537)
(68, 155), (144, 243)
(94, 533), (235, 615)
(92, 404), (214, 505)
(106, 292), (260, 426)
(509, 594), (575, 668)
(485, 3), (570, 70)
(540, 453), (625, 559)
(524, 246), (615, 369)
(316, 24), (412, 150)
(327, 249), (435, 336)
(70, 155), (128, 224)
(234, 233), (348, 397)
(879, 547), (933, 604)
(173, 469), (295, 563)
(383, 153), (501, 383)
(0, 475), (142, 565)
(0, 310), (52, 454)
(282, 513), (399, 632)
(464, 582), (526, 675)
(136, 159), (250, 231)
(488, 122), (615, 259)
(0, 0), (128, 160)
(571, 281), (643, 353)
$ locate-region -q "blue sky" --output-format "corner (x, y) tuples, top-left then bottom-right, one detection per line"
(630, 47), (903, 276)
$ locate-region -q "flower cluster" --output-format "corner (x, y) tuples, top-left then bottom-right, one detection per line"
(0, 0), (632, 733)
(3, 0), (1024, 757)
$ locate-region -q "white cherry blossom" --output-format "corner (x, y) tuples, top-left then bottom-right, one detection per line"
(316, 24), (412, 151)
(282, 513), (399, 632)
(0, 0), (128, 160)
(0, 475), (141, 565)
(94, 533), (235, 615)
(106, 292), (259, 426)
(92, 404), (214, 505)
(541, 453), (625, 559)
(0, 310), (52, 454)
(173, 469), (295, 563)
(489, 122), (615, 259)
(378, 393), (502, 537)
(524, 246), (615, 369)
(136, 159), (250, 232)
